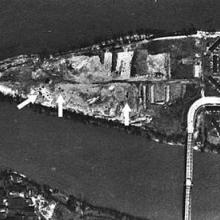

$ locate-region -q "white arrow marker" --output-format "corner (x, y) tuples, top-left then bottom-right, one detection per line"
(56, 95), (65, 118)
(17, 94), (38, 110)
(122, 103), (131, 126)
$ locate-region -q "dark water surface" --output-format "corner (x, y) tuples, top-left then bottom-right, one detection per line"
(0, 101), (220, 220)
(1, 1), (220, 219)
(0, 0), (220, 60)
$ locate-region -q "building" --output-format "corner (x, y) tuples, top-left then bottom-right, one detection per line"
(103, 51), (112, 72)
(207, 37), (220, 76)
(115, 51), (134, 78)
(105, 49), (134, 78)
(132, 36), (204, 80)
(138, 81), (187, 107)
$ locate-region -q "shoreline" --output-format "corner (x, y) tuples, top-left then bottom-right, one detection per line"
(1, 86), (220, 220)
(0, 30), (219, 154)
(0, 168), (149, 220)
(0, 91), (184, 148)
(1, 90), (219, 155)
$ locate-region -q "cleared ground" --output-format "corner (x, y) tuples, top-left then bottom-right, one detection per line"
(0, 101), (220, 220)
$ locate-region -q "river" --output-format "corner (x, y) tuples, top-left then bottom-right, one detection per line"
(0, 100), (220, 219)
(1, 0), (220, 219)
(0, 0), (220, 60)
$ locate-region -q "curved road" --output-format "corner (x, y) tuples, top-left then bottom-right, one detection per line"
(184, 96), (220, 220)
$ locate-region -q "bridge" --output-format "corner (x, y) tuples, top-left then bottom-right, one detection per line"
(184, 96), (220, 220)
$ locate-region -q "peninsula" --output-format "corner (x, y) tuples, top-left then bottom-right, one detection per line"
(0, 31), (220, 152)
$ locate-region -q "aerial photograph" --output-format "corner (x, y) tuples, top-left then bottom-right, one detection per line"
(0, 0), (220, 219)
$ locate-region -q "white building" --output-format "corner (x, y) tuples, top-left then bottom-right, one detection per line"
(116, 51), (134, 78)
(104, 51), (112, 72)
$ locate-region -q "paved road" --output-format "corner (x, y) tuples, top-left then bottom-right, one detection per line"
(0, 101), (220, 219)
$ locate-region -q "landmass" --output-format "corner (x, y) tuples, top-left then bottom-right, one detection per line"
(0, 169), (148, 220)
(0, 31), (220, 152)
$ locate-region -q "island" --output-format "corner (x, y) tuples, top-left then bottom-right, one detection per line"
(0, 31), (220, 152)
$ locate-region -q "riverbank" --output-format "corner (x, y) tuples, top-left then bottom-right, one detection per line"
(0, 169), (148, 220)
(1, 0), (220, 60)
(0, 91), (184, 148)
(1, 38), (220, 154)
(2, 90), (220, 156)
(1, 98), (220, 219)
(0, 43), (191, 149)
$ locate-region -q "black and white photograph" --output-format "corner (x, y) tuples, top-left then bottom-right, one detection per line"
(0, 0), (220, 219)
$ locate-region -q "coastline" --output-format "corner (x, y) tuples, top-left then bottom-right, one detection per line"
(0, 90), (184, 148)
(0, 169), (149, 220)
(0, 31), (220, 154)
(1, 82), (219, 155)
(1, 86), (220, 220)
(0, 1), (220, 219)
